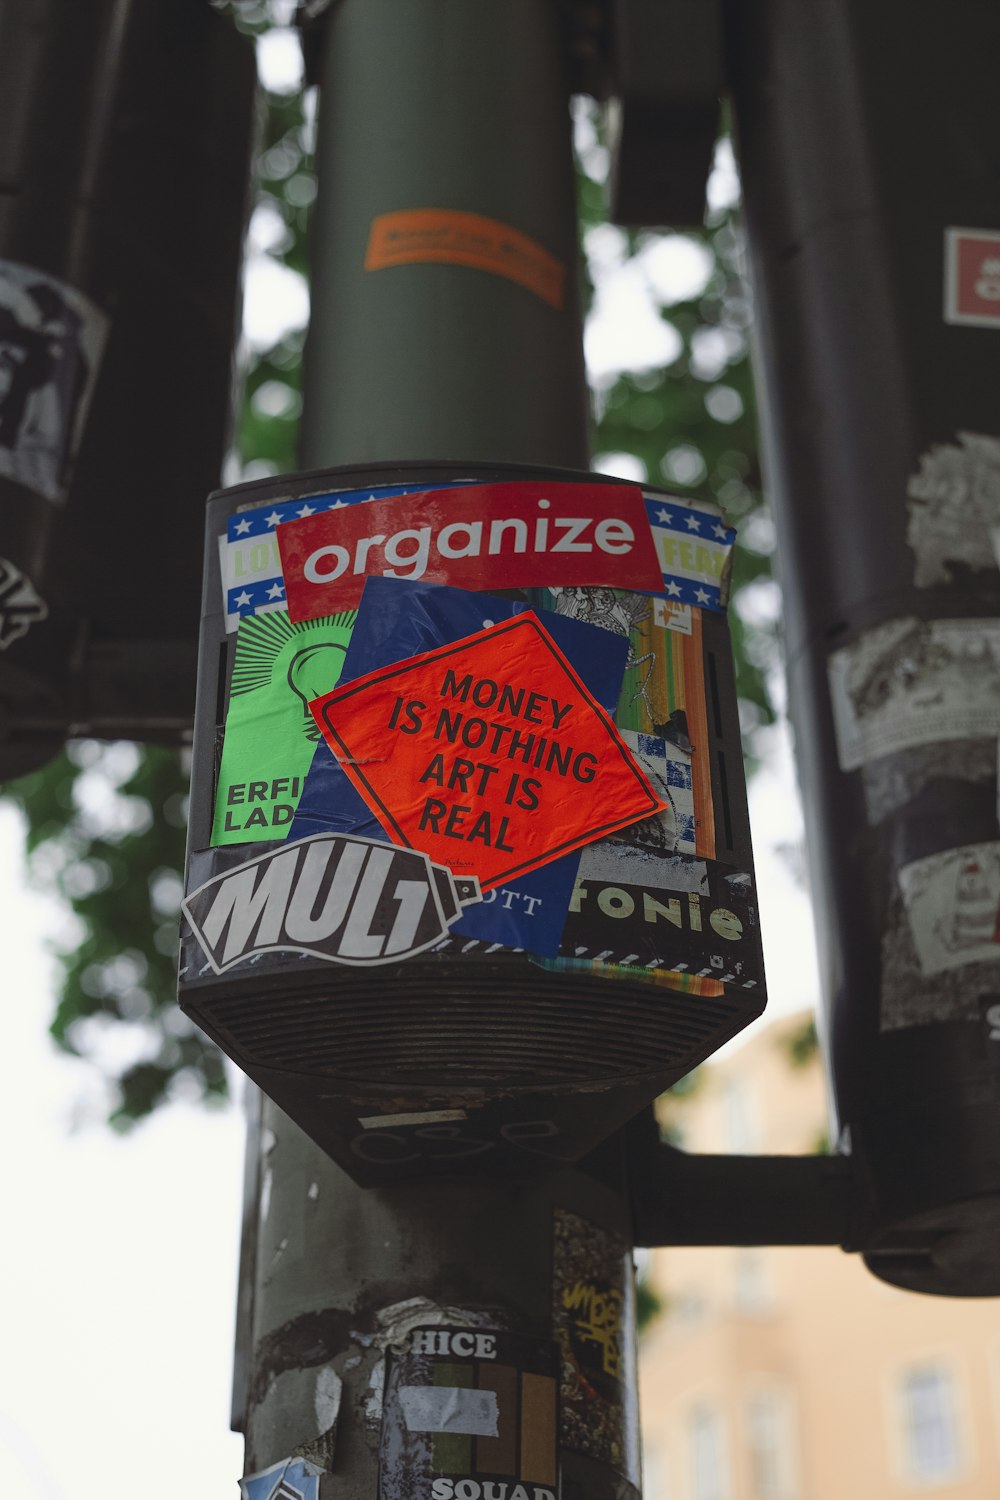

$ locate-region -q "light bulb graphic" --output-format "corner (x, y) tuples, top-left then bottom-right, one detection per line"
(287, 641), (347, 739)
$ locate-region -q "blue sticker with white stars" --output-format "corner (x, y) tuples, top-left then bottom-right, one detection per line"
(219, 482), (469, 630)
(219, 483), (737, 627)
(644, 496), (736, 612)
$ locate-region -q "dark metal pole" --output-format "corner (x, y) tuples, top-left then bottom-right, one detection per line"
(726, 0), (1000, 1294)
(235, 5), (641, 1496)
(298, 0), (589, 469)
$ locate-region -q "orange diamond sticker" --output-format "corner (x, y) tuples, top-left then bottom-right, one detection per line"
(309, 612), (665, 892)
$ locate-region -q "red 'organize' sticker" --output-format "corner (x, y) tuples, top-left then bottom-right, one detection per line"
(277, 480), (662, 621)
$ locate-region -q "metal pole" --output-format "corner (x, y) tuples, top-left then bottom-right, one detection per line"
(235, 5), (641, 1496)
(298, 0), (589, 469)
(726, 0), (1000, 1294)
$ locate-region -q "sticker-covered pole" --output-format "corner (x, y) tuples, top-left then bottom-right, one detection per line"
(298, 0), (589, 470)
(727, 0), (1000, 1292)
(233, 4), (641, 1497)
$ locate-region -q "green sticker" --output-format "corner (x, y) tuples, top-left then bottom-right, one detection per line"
(211, 609), (357, 846)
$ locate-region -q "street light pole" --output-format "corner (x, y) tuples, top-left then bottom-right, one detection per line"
(726, 0), (1000, 1293)
(234, 6), (642, 1497)
(299, 0), (589, 470)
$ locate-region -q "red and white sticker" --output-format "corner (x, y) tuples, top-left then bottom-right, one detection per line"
(944, 227), (1000, 328)
(276, 480), (662, 621)
(309, 612), (665, 892)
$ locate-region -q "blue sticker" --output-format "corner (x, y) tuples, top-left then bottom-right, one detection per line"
(239, 1455), (322, 1500)
(644, 495), (735, 611)
(287, 578), (629, 956)
(221, 480), (469, 627)
(452, 857), (577, 953)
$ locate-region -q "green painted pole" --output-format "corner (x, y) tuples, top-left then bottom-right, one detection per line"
(299, 0), (588, 469)
(235, 5), (641, 1498)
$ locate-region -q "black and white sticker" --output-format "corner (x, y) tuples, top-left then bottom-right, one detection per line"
(897, 842), (1000, 977)
(0, 556), (48, 650)
(558, 866), (762, 986)
(827, 616), (1000, 771)
(905, 431), (1000, 586)
(182, 832), (481, 973)
(0, 260), (107, 504)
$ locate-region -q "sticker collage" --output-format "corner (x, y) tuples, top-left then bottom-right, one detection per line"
(827, 417), (1000, 1029)
(185, 476), (762, 998)
(238, 1207), (640, 1500)
(0, 258), (108, 651)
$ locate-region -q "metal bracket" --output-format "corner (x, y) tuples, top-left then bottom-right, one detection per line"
(608, 0), (723, 227)
(627, 1111), (867, 1248)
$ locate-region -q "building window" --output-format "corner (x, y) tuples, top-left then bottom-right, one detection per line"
(746, 1390), (796, 1499)
(898, 1364), (961, 1484)
(734, 1252), (773, 1315)
(689, 1402), (729, 1500)
(643, 1442), (669, 1500)
(721, 1077), (758, 1154)
(675, 1290), (709, 1327)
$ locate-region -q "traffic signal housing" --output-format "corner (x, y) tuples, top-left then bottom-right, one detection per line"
(0, 0), (255, 779)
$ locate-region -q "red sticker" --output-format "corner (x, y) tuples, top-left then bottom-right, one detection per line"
(945, 227), (1000, 328)
(277, 480), (662, 622)
(309, 612), (666, 892)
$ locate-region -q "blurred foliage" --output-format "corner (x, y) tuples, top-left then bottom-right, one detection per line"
(2, 10), (776, 1126)
(636, 1276), (663, 1332)
(655, 1066), (704, 1150)
(783, 1016), (829, 1155)
(577, 111), (778, 750)
(783, 1015), (820, 1069)
(9, 742), (226, 1126)
(238, 79), (311, 477)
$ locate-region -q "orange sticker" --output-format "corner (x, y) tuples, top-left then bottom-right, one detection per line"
(365, 209), (566, 309)
(310, 613), (665, 892)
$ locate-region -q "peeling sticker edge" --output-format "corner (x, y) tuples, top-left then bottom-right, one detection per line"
(358, 1108), (468, 1129)
(239, 1454), (325, 1500)
(364, 1299), (507, 1425)
(314, 1363), (343, 1436)
(398, 1383), (499, 1436)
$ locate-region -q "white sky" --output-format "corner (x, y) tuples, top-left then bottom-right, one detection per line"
(0, 804), (245, 1498)
(0, 738), (819, 1500)
(0, 28), (822, 1500)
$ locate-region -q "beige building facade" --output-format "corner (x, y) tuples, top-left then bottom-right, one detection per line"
(638, 1013), (1000, 1500)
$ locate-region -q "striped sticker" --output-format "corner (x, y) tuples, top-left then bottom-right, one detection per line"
(378, 1326), (559, 1500)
